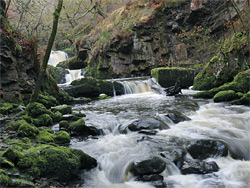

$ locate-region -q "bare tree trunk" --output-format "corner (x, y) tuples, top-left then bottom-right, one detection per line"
(30, 0), (63, 103)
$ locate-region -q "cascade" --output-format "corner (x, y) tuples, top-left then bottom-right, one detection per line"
(48, 50), (68, 66)
(48, 51), (84, 84)
(117, 77), (166, 95)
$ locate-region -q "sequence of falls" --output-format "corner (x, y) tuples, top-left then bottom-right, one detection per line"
(68, 87), (250, 188)
(48, 51), (84, 84)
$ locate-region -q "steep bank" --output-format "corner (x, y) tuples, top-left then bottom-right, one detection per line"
(74, 0), (235, 79)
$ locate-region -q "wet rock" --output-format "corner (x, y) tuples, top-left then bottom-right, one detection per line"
(59, 120), (70, 131)
(186, 140), (228, 160)
(128, 118), (169, 132)
(69, 119), (102, 137)
(160, 146), (186, 168)
(137, 174), (166, 188)
(180, 159), (219, 175)
(131, 156), (166, 176)
(164, 111), (191, 124)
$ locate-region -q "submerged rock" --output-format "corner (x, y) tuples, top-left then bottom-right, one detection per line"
(186, 140), (228, 160)
(164, 112), (191, 124)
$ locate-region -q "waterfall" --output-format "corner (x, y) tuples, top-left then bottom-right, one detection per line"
(65, 69), (84, 84)
(118, 77), (166, 95)
(48, 50), (68, 66)
(48, 51), (84, 84)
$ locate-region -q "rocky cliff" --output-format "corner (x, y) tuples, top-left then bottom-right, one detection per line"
(74, 0), (234, 79)
(0, 0), (37, 103)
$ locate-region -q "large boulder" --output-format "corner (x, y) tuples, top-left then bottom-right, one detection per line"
(151, 67), (194, 88)
(63, 77), (124, 98)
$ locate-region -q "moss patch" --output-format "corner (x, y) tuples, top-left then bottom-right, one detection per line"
(213, 90), (239, 103)
(17, 123), (39, 138)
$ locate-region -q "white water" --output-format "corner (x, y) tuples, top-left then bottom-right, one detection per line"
(48, 51), (84, 84)
(48, 50), (68, 66)
(69, 90), (250, 188)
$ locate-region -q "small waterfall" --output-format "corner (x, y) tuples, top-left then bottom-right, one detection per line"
(118, 77), (165, 95)
(65, 69), (84, 84)
(48, 50), (68, 66)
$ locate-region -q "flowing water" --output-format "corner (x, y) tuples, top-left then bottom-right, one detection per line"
(48, 51), (84, 84)
(68, 81), (250, 188)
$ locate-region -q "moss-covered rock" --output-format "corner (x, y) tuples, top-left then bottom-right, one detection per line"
(52, 111), (62, 123)
(151, 67), (194, 88)
(59, 120), (69, 130)
(54, 131), (70, 144)
(213, 90), (239, 103)
(0, 103), (14, 115)
(2, 146), (24, 164)
(52, 105), (72, 115)
(7, 119), (28, 131)
(233, 70), (250, 93)
(17, 123), (39, 138)
(193, 89), (216, 99)
(71, 149), (97, 169)
(69, 119), (85, 133)
(0, 169), (11, 187)
(26, 102), (53, 118)
(17, 145), (96, 181)
(33, 114), (53, 127)
(36, 129), (55, 143)
(37, 94), (58, 108)
(231, 91), (250, 105)
(0, 157), (15, 168)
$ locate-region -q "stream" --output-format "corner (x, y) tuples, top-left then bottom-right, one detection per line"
(49, 51), (250, 188)
(70, 90), (250, 188)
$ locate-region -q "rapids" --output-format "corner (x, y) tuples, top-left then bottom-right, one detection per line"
(69, 89), (250, 188)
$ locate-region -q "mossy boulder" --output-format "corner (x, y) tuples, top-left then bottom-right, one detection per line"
(16, 145), (97, 181)
(37, 94), (58, 108)
(213, 90), (239, 103)
(54, 131), (70, 144)
(231, 91), (250, 105)
(59, 120), (69, 130)
(36, 129), (55, 143)
(52, 105), (72, 115)
(0, 169), (11, 187)
(151, 67), (194, 88)
(8, 119), (28, 131)
(26, 102), (53, 118)
(33, 114), (53, 127)
(233, 70), (250, 93)
(2, 146), (24, 164)
(17, 123), (39, 137)
(69, 119), (85, 134)
(52, 111), (62, 123)
(0, 157), (15, 168)
(0, 103), (14, 115)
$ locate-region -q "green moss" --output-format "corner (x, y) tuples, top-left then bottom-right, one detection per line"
(98, 94), (111, 99)
(33, 114), (53, 127)
(36, 130), (55, 143)
(213, 90), (239, 103)
(59, 120), (69, 130)
(233, 70), (250, 92)
(2, 146), (24, 164)
(38, 94), (58, 108)
(210, 56), (219, 64)
(53, 105), (72, 115)
(17, 123), (39, 138)
(193, 90), (216, 99)
(54, 131), (70, 144)
(71, 149), (97, 169)
(232, 91), (250, 105)
(26, 102), (52, 118)
(8, 119), (28, 131)
(0, 157), (15, 168)
(0, 103), (14, 115)
(0, 169), (11, 187)
(52, 111), (62, 123)
(70, 119), (85, 132)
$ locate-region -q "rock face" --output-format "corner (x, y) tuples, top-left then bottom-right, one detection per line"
(0, 1), (37, 102)
(75, 0), (232, 79)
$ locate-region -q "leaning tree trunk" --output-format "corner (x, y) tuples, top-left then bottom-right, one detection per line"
(30, 0), (63, 103)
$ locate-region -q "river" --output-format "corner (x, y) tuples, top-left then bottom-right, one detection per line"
(69, 89), (250, 188)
